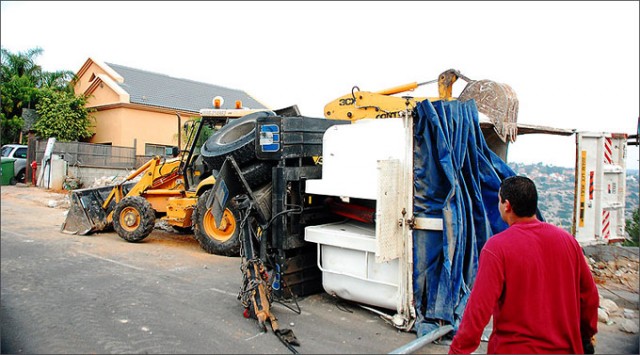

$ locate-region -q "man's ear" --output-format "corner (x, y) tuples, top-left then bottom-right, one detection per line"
(503, 199), (512, 213)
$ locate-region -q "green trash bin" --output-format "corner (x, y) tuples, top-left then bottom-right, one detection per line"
(1, 157), (17, 185)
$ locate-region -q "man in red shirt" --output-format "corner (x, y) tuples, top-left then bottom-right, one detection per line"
(449, 176), (599, 354)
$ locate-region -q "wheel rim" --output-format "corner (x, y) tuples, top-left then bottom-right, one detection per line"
(120, 207), (141, 232)
(202, 208), (236, 242)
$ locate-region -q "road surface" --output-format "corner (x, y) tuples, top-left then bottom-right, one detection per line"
(1, 185), (637, 354)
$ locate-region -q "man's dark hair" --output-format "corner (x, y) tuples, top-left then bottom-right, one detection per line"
(499, 175), (538, 217)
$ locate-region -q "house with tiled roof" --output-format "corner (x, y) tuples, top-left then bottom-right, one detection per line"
(73, 58), (269, 157)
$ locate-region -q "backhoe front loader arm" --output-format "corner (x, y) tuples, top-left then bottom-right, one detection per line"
(101, 157), (159, 210)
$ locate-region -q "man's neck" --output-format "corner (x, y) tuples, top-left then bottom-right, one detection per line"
(507, 215), (538, 227)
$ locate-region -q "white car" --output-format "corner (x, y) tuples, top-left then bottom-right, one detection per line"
(1, 144), (28, 183)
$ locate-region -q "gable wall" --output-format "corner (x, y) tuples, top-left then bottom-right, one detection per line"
(85, 81), (124, 107)
(74, 61), (116, 97)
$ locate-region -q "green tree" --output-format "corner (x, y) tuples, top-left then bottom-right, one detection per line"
(0, 74), (37, 144)
(1, 47), (79, 144)
(38, 70), (76, 93)
(623, 208), (639, 247)
(1, 47), (43, 144)
(32, 89), (94, 142)
(0, 47), (43, 80)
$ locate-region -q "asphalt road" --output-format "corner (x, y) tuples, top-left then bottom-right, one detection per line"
(1, 185), (638, 354)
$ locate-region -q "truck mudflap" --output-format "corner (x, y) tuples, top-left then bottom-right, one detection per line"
(61, 183), (136, 235)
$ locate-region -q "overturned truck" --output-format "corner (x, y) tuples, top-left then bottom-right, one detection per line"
(213, 69), (629, 352)
(213, 102), (519, 347)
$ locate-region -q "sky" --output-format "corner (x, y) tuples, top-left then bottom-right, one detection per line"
(1, 1), (638, 169)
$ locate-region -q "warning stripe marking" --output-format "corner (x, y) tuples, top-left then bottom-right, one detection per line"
(604, 137), (613, 164)
(602, 210), (611, 239)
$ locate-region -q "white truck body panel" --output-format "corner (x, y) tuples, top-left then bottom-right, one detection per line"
(305, 118), (406, 200)
(305, 116), (419, 330)
(572, 132), (627, 245)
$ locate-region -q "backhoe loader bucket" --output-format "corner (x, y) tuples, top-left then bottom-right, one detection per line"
(61, 183), (136, 235)
(458, 79), (519, 143)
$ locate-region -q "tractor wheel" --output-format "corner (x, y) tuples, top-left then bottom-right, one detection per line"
(193, 189), (240, 257)
(113, 196), (156, 242)
(201, 110), (275, 170)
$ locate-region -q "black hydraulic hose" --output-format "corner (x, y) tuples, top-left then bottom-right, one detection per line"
(275, 330), (299, 354)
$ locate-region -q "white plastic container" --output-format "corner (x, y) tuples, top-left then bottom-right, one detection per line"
(43, 154), (68, 190)
(305, 220), (400, 310)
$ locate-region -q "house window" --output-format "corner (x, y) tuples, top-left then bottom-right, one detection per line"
(145, 143), (174, 157)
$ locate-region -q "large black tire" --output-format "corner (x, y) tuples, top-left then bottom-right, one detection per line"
(240, 162), (274, 189)
(201, 110), (275, 170)
(193, 189), (241, 256)
(112, 196), (156, 242)
(16, 168), (25, 184)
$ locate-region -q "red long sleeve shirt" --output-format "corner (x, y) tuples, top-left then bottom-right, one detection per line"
(449, 219), (599, 354)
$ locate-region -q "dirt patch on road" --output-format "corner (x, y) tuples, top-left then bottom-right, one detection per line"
(1, 184), (229, 270)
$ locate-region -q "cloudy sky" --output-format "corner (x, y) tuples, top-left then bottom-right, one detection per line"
(2, 1), (638, 169)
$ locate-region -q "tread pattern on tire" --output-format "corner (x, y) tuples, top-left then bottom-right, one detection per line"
(112, 196), (156, 243)
(205, 143), (256, 171)
(240, 162), (274, 189)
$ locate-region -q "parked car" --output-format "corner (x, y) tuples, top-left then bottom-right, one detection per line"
(1, 144), (28, 183)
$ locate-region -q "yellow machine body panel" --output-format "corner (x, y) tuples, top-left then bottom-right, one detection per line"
(164, 196), (198, 228)
(162, 176), (215, 228)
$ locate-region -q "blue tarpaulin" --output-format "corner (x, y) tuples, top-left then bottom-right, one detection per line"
(412, 99), (518, 337)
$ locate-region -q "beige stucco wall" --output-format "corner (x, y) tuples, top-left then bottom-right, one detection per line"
(90, 106), (197, 155)
(85, 81), (124, 107)
(89, 108), (125, 146)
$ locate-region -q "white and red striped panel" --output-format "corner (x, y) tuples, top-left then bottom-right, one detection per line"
(602, 210), (611, 240)
(603, 137), (613, 164)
